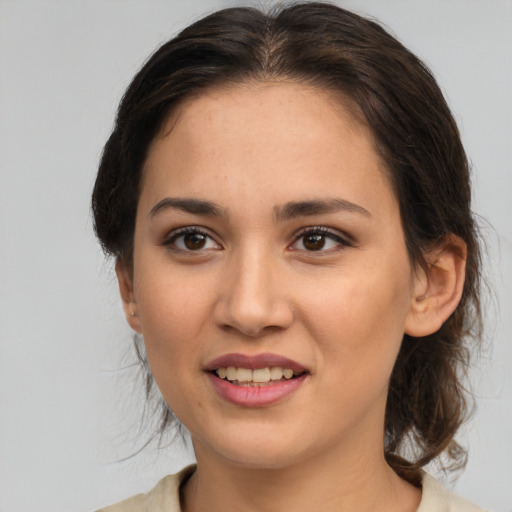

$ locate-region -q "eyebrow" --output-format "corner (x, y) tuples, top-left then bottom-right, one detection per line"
(148, 197), (226, 218)
(274, 198), (372, 222)
(148, 196), (371, 221)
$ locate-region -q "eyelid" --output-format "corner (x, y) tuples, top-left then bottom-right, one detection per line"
(161, 225), (222, 251)
(289, 225), (354, 252)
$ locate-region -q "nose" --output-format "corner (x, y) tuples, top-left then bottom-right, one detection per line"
(213, 247), (294, 338)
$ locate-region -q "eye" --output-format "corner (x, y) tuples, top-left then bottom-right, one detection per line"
(290, 227), (352, 252)
(163, 227), (221, 252)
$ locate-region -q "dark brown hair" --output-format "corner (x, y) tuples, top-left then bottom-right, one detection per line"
(92, 2), (482, 483)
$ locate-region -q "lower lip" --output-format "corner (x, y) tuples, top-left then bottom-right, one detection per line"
(206, 373), (308, 407)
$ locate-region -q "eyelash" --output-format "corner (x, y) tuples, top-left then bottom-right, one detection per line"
(162, 225), (353, 254)
(291, 226), (353, 253)
(162, 226), (220, 252)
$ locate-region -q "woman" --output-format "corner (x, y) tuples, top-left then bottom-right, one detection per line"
(93, 3), (486, 511)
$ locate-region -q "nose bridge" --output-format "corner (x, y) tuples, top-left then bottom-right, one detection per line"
(215, 240), (292, 336)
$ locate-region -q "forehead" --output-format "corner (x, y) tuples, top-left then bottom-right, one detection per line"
(140, 81), (394, 214)
(158, 80), (369, 150)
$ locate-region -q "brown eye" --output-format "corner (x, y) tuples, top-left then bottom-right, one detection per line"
(291, 227), (351, 253)
(164, 227), (221, 252)
(183, 232), (207, 250)
(303, 234), (326, 251)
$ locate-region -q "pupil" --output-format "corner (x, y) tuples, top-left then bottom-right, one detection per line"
(184, 233), (206, 250)
(304, 234), (325, 250)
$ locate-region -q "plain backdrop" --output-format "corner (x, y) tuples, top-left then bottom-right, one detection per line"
(0, 1), (510, 511)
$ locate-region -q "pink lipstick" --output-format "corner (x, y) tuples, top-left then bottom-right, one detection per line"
(205, 353), (309, 407)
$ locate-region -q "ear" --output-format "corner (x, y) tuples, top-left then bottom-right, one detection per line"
(115, 258), (142, 333)
(405, 235), (467, 337)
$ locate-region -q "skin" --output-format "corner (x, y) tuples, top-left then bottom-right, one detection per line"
(117, 82), (466, 512)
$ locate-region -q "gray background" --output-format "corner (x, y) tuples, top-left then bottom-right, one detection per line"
(0, 1), (510, 511)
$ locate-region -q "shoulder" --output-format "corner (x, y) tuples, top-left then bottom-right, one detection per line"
(96, 466), (488, 512)
(418, 472), (488, 512)
(96, 465), (195, 512)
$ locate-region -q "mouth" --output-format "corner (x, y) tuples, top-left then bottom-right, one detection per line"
(204, 353), (309, 406)
(212, 366), (306, 387)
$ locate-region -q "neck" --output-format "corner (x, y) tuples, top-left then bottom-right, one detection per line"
(181, 436), (421, 512)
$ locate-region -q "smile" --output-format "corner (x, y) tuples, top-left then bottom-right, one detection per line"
(205, 353), (309, 406)
(215, 366), (300, 386)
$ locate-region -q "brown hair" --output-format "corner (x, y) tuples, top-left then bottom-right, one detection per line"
(92, 2), (482, 482)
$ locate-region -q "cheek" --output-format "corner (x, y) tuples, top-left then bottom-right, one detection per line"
(299, 262), (413, 373)
(134, 277), (213, 421)
(134, 267), (213, 375)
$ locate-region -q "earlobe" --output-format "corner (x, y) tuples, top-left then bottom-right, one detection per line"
(115, 258), (142, 333)
(405, 235), (467, 337)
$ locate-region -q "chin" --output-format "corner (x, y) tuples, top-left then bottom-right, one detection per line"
(192, 423), (316, 470)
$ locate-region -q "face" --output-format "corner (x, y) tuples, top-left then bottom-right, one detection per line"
(120, 82), (425, 470)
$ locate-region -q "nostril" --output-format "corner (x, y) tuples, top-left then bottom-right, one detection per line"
(212, 267), (294, 336)
(217, 320), (288, 339)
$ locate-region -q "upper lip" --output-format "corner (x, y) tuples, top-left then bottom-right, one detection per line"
(205, 353), (308, 374)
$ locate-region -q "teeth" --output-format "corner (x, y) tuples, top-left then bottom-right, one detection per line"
(215, 366), (299, 383)
(252, 368), (271, 383)
(237, 368), (252, 382)
(270, 367), (283, 380)
(226, 367), (237, 380)
(283, 368), (294, 379)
